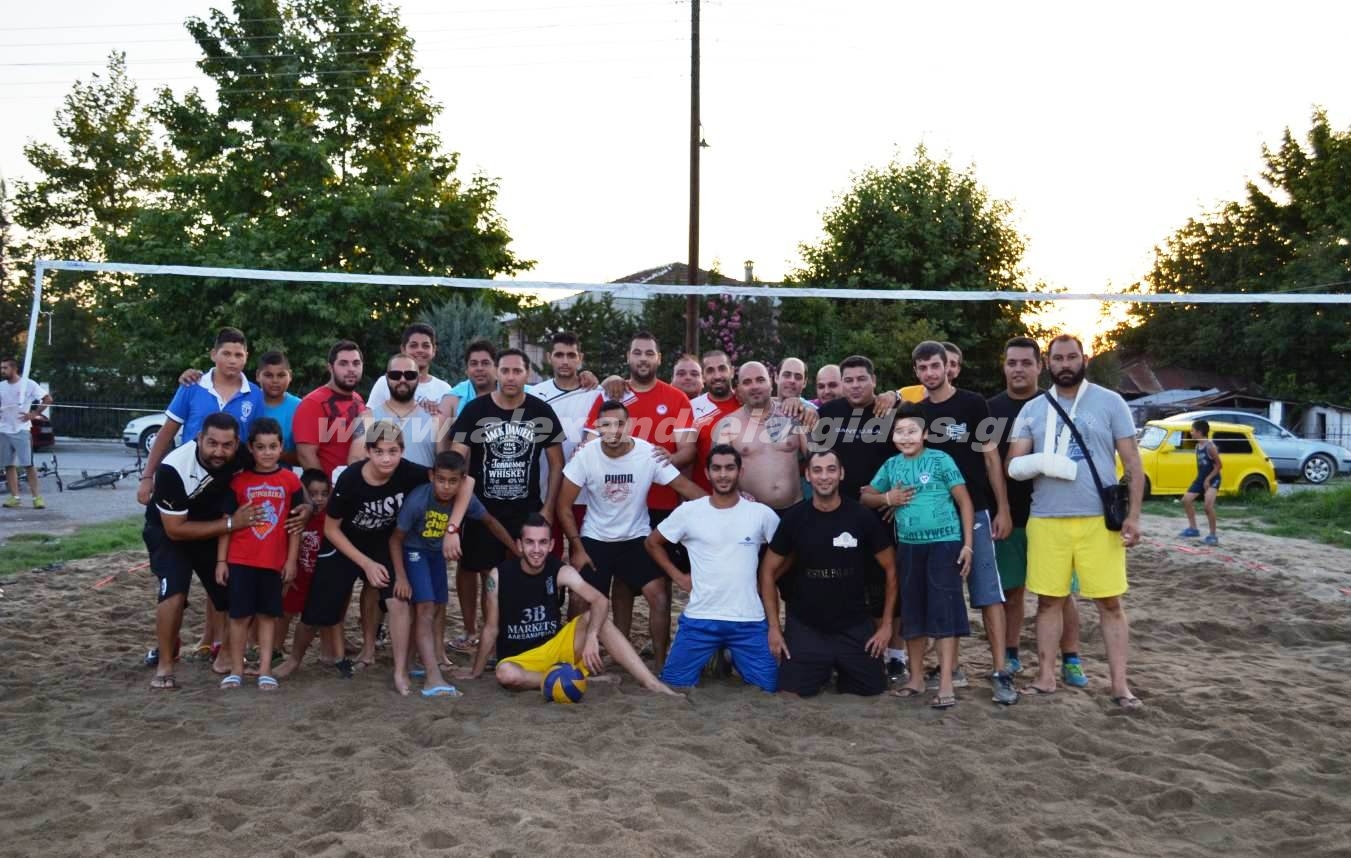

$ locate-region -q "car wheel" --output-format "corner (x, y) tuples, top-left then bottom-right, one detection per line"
(1301, 454), (1334, 485)
(1239, 474), (1270, 496)
(139, 426), (160, 457)
(1141, 476), (1152, 500)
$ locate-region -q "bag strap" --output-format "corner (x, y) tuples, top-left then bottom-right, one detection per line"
(1042, 389), (1108, 495)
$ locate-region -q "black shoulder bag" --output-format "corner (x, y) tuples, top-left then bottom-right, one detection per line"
(1042, 391), (1129, 532)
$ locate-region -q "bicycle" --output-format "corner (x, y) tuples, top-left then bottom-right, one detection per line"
(67, 463), (141, 491)
(16, 454), (63, 493)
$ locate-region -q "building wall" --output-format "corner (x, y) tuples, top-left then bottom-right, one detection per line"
(1300, 406), (1351, 449)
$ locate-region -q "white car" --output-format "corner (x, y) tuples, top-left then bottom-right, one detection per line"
(122, 414), (182, 456)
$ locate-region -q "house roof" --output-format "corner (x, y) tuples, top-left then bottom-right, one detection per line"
(1117, 355), (1258, 397)
(610, 262), (743, 287)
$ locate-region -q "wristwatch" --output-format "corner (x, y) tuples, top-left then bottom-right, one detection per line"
(445, 522), (460, 535)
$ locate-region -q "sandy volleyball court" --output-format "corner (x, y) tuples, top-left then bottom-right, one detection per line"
(1, 514), (1349, 857)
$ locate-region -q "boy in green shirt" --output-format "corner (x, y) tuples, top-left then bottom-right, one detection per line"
(863, 404), (974, 709)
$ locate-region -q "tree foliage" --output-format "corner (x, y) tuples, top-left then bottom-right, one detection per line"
(515, 294), (633, 380)
(423, 293), (502, 382)
(779, 147), (1033, 391)
(1108, 110), (1351, 403)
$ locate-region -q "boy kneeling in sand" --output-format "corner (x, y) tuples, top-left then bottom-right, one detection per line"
(455, 514), (682, 698)
(390, 451), (516, 698)
(216, 418), (305, 691)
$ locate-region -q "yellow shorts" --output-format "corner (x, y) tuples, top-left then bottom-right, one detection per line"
(1026, 516), (1128, 599)
(498, 617), (588, 676)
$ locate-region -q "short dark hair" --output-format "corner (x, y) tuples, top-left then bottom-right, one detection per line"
(464, 338), (497, 363)
(1049, 333), (1085, 354)
(549, 331), (580, 349)
(247, 416), (283, 445)
(1192, 419), (1211, 436)
(201, 412), (239, 436)
(402, 323), (436, 346)
(839, 355), (874, 377)
(328, 339), (361, 365)
(674, 352), (701, 366)
(805, 449), (841, 468)
(895, 402), (925, 428)
(630, 330), (660, 351)
(519, 512), (551, 537)
(911, 340), (947, 366)
(300, 468), (330, 488)
(214, 327), (247, 350)
(0, 356), (17, 368)
(700, 349), (728, 365)
(941, 341), (962, 362)
(598, 399), (629, 419)
(496, 347), (529, 368)
(433, 450), (467, 474)
(706, 443), (741, 470)
(364, 419), (405, 450)
(258, 350), (289, 369)
(1004, 336), (1041, 360)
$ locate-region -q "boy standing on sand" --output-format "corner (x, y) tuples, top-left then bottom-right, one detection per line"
(1179, 419), (1222, 546)
(276, 469), (331, 655)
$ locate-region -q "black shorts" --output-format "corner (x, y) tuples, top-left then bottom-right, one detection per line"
(647, 509), (689, 576)
(580, 536), (662, 594)
(777, 614), (886, 697)
(865, 511), (899, 619)
(227, 564), (284, 619)
(460, 513), (523, 573)
(143, 525), (229, 611)
(301, 550), (366, 628)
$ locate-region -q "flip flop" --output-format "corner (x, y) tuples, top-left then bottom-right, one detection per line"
(930, 694), (957, 710)
(257, 675), (279, 691)
(410, 668), (427, 679)
(149, 674), (178, 691)
(1020, 685), (1056, 697)
(219, 674), (243, 690)
(890, 687), (924, 698)
(334, 658), (355, 679)
(1111, 695), (1143, 711)
(420, 685), (463, 698)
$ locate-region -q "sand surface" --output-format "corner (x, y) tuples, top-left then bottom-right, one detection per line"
(1, 513), (1350, 858)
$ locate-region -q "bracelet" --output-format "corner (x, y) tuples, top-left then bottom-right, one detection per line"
(139, 475), (152, 482)
(226, 515), (233, 532)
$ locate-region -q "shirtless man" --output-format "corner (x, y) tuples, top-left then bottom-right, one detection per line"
(714, 361), (807, 511)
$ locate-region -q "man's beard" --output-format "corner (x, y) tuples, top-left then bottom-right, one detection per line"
(332, 375), (358, 393)
(1054, 365), (1086, 388)
(390, 385), (415, 403)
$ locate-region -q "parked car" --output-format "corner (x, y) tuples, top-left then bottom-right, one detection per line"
(1169, 409), (1351, 484)
(123, 413), (180, 456)
(31, 412), (55, 451)
(1119, 420), (1278, 498)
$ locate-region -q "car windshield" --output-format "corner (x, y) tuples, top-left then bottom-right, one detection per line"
(1139, 426), (1167, 450)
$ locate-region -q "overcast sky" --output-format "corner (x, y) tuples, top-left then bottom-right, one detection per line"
(3, 0), (1348, 341)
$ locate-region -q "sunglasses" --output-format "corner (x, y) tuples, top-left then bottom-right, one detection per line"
(386, 370), (419, 381)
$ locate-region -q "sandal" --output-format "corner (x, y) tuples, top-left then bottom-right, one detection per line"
(448, 636), (479, 653)
(930, 694), (957, 710)
(1111, 695), (1143, 711)
(149, 674), (178, 691)
(219, 674), (243, 690)
(257, 675), (279, 692)
(890, 687), (924, 698)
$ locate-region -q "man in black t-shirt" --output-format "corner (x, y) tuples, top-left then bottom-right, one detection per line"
(759, 450), (896, 697)
(910, 340), (1017, 705)
(449, 348), (565, 647)
(987, 336), (1085, 684)
(457, 515), (680, 697)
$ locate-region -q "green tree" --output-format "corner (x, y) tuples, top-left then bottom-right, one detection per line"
(780, 146), (1033, 390)
(1108, 110), (1351, 403)
(515, 294), (634, 379)
(422, 294), (502, 382)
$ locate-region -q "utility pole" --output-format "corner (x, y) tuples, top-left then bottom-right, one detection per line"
(685, 0), (700, 355)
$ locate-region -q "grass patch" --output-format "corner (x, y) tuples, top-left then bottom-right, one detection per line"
(1145, 484), (1351, 549)
(0, 516), (143, 578)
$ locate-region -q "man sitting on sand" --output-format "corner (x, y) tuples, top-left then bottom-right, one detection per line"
(457, 514), (681, 697)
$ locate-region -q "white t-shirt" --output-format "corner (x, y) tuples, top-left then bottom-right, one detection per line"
(657, 497), (780, 622)
(0, 377), (44, 435)
(529, 379), (602, 505)
(563, 438), (680, 541)
(366, 375), (451, 413)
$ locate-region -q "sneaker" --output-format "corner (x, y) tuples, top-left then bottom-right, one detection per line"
(144, 647), (160, 667)
(1178, 527), (1201, 538)
(2, 496), (19, 509)
(1062, 661), (1089, 688)
(991, 670), (1018, 705)
(924, 667), (969, 689)
(1202, 534), (1219, 546)
(886, 657), (908, 681)
(32, 497), (45, 510)
(1006, 655), (1022, 675)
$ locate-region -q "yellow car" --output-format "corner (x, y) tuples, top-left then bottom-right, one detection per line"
(1118, 420), (1278, 498)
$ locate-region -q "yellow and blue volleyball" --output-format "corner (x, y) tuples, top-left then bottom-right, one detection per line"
(542, 662), (587, 704)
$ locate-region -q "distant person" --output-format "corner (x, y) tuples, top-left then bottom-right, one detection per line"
(646, 445), (781, 693)
(366, 323), (451, 416)
(351, 354), (440, 468)
(457, 514), (681, 698)
(1179, 419), (1222, 545)
(941, 341), (963, 384)
(0, 356), (53, 510)
(292, 339), (366, 479)
(713, 361), (808, 511)
(812, 364), (841, 407)
(1008, 334), (1144, 710)
(444, 339), (498, 421)
(214, 418), (304, 691)
(276, 469), (333, 659)
(775, 357), (811, 406)
(862, 405), (974, 709)
(759, 449), (897, 698)
(671, 353), (705, 399)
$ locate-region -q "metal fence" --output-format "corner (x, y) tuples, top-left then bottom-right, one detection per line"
(48, 400), (166, 441)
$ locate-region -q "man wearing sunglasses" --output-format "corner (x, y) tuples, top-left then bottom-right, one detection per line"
(350, 355), (441, 469)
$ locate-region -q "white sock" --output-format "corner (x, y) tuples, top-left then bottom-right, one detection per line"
(886, 648), (907, 663)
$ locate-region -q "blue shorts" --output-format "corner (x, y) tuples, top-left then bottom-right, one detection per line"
(660, 616), (778, 692)
(1187, 475), (1221, 495)
(403, 548), (449, 605)
(967, 509), (1005, 608)
(898, 541), (971, 640)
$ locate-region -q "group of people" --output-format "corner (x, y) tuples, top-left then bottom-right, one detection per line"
(135, 319), (1148, 711)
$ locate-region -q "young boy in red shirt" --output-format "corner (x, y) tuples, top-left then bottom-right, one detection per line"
(216, 418), (305, 690)
(276, 468), (330, 655)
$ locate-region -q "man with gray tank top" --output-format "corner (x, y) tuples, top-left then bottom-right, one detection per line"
(350, 355), (442, 469)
